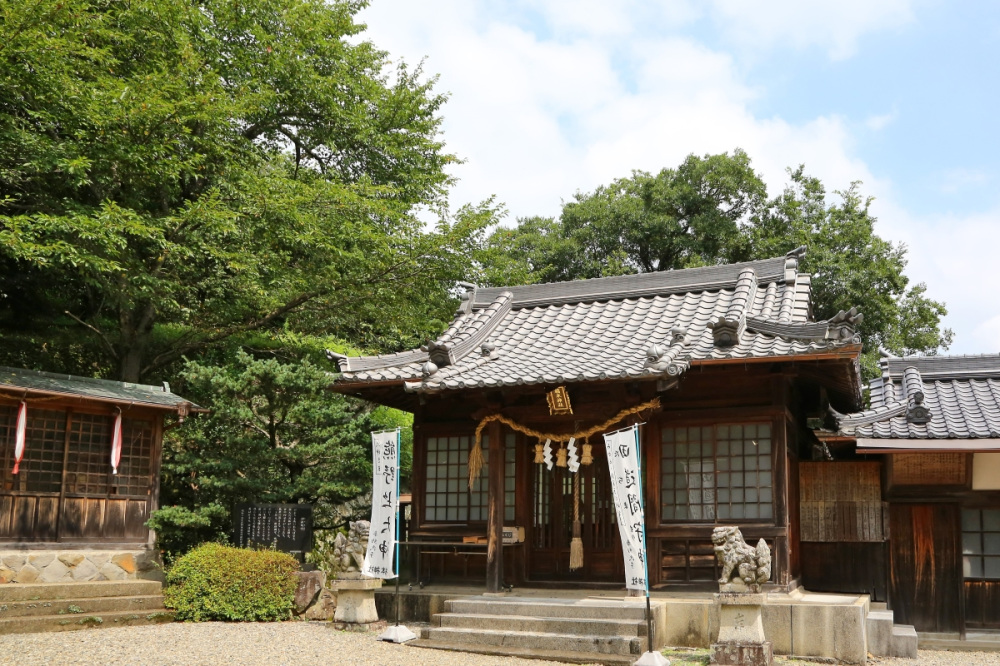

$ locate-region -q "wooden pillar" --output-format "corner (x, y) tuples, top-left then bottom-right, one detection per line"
(774, 414), (791, 586)
(486, 421), (504, 593)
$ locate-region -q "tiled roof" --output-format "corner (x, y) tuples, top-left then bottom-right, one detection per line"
(0, 366), (200, 412)
(828, 354), (1000, 439)
(333, 250), (862, 396)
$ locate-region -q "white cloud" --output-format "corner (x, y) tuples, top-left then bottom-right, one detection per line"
(359, 2), (881, 219)
(707, 0), (917, 60)
(874, 204), (1000, 354)
(937, 168), (991, 194)
(357, 1), (1000, 354)
(865, 111), (897, 131)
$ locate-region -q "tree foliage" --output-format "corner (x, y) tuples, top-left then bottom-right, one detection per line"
(152, 351), (411, 559)
(476, 152), (952, 379)
(0, 0), (489, 382)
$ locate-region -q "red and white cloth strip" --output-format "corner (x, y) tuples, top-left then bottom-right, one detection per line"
(12, 401), (26, 475)
(111, 412), (123, 475)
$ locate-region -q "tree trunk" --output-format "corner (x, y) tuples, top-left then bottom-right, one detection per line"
(119, 344), (144, 383)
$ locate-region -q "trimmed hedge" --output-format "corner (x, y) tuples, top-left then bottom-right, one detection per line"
(164, 543), (300, 621)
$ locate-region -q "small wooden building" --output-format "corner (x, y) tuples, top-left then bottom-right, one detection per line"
(331, 250), (865, 593)
(0, 367), (198, 548)
(812, 354), (1000, 634)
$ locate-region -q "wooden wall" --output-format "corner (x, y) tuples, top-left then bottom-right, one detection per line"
(889, 503), (962, 633)
(0, 403), (163, 545)
(797, 462), (889, 600)
(407, 362), (823, 588)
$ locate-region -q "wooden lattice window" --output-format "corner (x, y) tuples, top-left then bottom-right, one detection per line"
(114, 418), (154, 497)
(963, 509), (1000, 580)
(424, 434), (490, 522)
(11, 409), (67, 494)
(661, 423), (773, 522)
(65, 412), (112, 495)
(0, 405), (16, 491)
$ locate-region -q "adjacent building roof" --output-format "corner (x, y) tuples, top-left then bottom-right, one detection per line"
(331, 249), (863, 401)
(0, 366), (201, 414)
(824, 353), (1000, 440)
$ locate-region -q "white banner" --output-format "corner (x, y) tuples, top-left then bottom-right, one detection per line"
(363, 430), (399, 579)
(604, 426), (648, 591)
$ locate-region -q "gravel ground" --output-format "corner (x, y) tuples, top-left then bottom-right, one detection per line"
(0, 622), (998, 666)
(0, 622), (582, 666)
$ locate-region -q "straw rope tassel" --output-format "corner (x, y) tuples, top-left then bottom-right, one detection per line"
(468, 396), (660, 489)
(569, 471), (583, 570)
(468, 430), (485, 490)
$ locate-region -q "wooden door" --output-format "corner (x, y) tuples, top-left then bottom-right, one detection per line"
(889, 503), (962, 632)
(528, 444), (621, 581)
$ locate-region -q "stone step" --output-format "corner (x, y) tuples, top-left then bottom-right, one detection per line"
(436, 612), (646, 637)
(0, 580), (161, 602)
(891, 624), (918, 659)
(444, 597), (650, 621)
(0, 594), (164, 618)
(0, 608), (174, 635)
(865, 609), (895, 657)
(407, 638), (636, 665)
(425, 626), (642, 656)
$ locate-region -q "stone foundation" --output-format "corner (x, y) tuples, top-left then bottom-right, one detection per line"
(0, 549), (159, 584)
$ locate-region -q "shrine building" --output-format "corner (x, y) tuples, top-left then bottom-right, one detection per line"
(0, 367), (199, 582)
(331, 249), (863, 590)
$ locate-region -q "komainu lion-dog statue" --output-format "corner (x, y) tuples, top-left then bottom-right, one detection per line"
(712, 526), (772, 591)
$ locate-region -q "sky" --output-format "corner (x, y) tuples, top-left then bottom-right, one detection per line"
(357, 1), (1000, 355)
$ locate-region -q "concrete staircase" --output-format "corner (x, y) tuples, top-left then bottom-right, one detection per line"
(0, 580), (174, 634)
(411, 596), (655, 665)
(866, 605), (918, 659)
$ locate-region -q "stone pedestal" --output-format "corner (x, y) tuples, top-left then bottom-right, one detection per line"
(329, 574), (385, 632)
(711, 586), (772, 666)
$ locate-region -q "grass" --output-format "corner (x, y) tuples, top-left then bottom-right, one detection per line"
(660, 648), (710, 665)
(660, 647), (836, 665)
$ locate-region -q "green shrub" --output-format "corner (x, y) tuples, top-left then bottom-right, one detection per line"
(147, 504), (230, 565)
(164, 543), (299, 622)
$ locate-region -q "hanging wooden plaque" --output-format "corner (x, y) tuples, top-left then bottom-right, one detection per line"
(546, 386), (573, 415)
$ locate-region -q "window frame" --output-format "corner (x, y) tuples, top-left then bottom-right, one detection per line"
(658, 420), (776, 525)
(962, 507), (1000, 580)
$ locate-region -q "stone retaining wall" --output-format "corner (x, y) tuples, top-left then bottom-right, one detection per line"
(0, 550), (160, 584)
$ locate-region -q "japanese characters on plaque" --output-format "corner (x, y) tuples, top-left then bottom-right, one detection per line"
(233, 503), (313, 559)
(603, 426), (648, 591)
(362, 430), (399, 579)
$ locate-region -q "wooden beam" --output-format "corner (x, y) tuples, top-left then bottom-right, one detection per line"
(486, 419), (504, 592)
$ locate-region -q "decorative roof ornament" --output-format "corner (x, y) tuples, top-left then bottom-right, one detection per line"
(644, 328), (690, 376)
(456, 281), (478, 315)
(902, 366), (932, 424)
(906, 392), (932, 424)
(784, 246), (807, 283)
(709, 267), (755, 346)
(421, 360), (438, 377)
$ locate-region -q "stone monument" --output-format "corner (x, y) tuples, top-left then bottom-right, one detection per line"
(328, 521), (385, 632)
(710, 526), (773, 666)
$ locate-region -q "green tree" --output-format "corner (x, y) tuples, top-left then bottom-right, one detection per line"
(150, 351), (411, 559)
(0, 0), (487, 382)
(477, 153), (951, 380)
(750, 167), (952, 377)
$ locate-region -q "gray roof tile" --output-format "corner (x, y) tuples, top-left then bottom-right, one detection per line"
(335, 252), (861, 394)
(831, 354), (1000, 438)
(0, 366), (200, 411)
